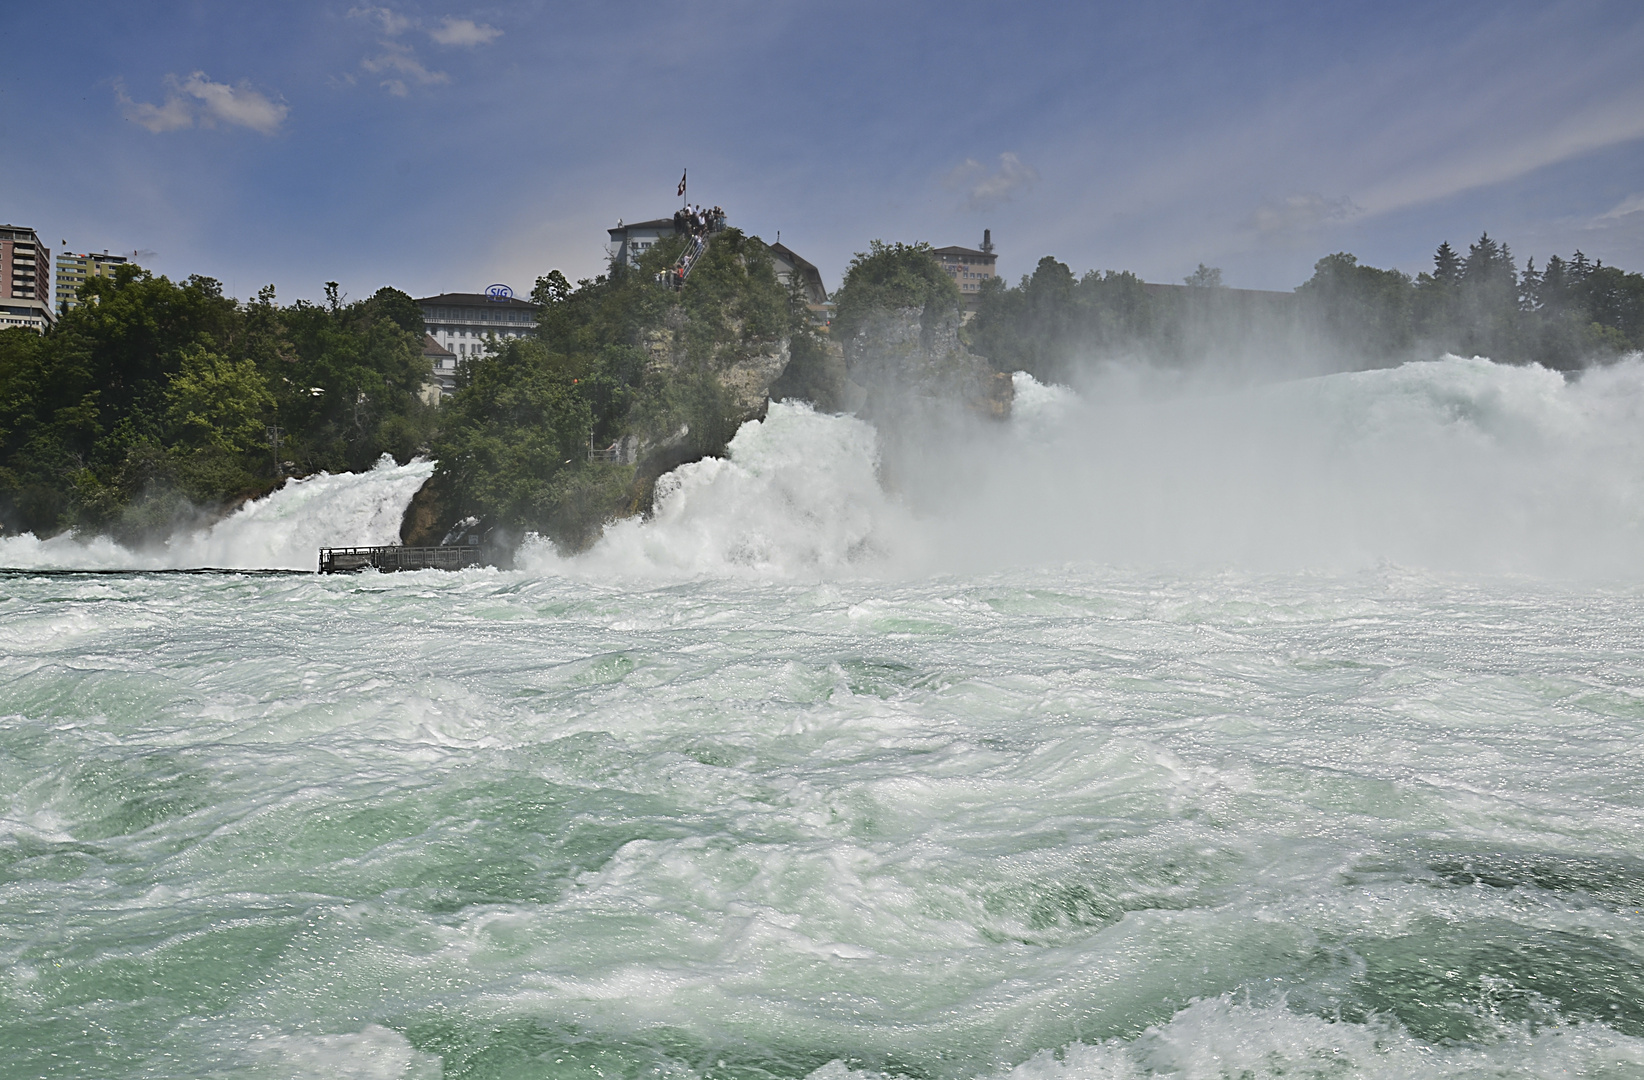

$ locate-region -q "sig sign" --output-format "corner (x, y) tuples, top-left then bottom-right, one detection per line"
(485, 284), (514, 302)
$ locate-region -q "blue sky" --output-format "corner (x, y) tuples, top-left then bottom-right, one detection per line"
(5, 1), (1643, 304)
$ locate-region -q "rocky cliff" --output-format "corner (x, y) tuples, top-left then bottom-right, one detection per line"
(841, 304), (1013, 422)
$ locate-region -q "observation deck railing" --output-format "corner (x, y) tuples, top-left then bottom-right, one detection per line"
(319, 545), (484, 573)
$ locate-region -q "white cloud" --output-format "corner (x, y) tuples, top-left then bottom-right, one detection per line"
(180, 73), (289, 134)
(117, 72), (287, 135)
(361, 43), (450, 97)
(345, 8), (490, 96)
(1347, 89), (1644, 220)
(1598, 192), (1644, 220)
(348, 6), (412, 36)
(117, 84), (195, 132)
(944, 152), (1040, 211)
(429, 17), (502, 47)
(1245, 192), (1360, 236)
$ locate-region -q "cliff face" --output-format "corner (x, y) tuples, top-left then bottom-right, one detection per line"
(640, 320), (790, 419)
(842, 304), (1013, 421)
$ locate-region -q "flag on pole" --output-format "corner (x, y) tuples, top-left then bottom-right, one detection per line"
(678, 169), (687, 198)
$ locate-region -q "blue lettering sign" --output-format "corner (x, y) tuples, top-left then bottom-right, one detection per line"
(485, 284), (513, 302)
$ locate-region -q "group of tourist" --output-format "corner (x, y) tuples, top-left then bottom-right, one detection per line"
(673, 204), (725, 237)
(657, 205), (725, 288)
(663, 235), (706, 289)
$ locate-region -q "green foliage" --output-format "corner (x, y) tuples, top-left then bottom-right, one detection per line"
(1302, 237), (1644, 368)
(0, 268), (435, 538)
(164, 345), (275, 454)
(0, 235), (801, 547)
(359, 286), (426, 337)
(1412, 236), (1644, 367)
(429, 225), (793, 549)
(1295, 253), (1414, 357)
(431, 338), (593, 530)
(832, 241), (962, 344)
(679, 229), (788, 366)
(969, 257), (1155, 382)
(274, 296), (435, 471)
(971, 233), (1644, 378)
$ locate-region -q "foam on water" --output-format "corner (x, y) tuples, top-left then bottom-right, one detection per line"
(921, 354), (1644, 578)
(524, 402), (920, 580)
(0, 454), (433, 571)
(4, 564), (1643, 1078)
(4, 357), (1644, 1077)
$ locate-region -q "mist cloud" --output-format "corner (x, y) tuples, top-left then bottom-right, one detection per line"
(117, 73), (288, 135)
(944, 152), (1040, 211)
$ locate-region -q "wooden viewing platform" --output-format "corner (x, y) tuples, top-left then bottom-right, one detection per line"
(319, 545), (484, 573)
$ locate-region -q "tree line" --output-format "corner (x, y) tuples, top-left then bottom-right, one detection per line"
(970, 234), (1644, 383)
(0, 230), (813, 548)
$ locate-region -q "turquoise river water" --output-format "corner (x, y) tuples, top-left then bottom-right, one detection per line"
(3, 359), (1644, 1078)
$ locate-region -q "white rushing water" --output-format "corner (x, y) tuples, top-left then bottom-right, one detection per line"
(0, 454), (434, 572)
(4, 357), (1644, 1079)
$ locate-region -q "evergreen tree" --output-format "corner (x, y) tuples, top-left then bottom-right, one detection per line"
(1462, 233), (1516, 287)
(1433, 241), (1462, 283)
(1540, 255), (1568, 314)
(1518, 257), (1542, 311)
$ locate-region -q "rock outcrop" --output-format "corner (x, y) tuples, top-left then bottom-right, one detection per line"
(841, 305), (1013, 422)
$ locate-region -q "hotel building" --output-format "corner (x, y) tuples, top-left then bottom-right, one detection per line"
(933, 230), (998, 310)
(415, 292), (538, 395)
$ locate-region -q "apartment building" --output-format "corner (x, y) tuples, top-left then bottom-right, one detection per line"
(55, 250), (129, 311)
(0, 225), (53, 332)
(933, 230), (998, 310)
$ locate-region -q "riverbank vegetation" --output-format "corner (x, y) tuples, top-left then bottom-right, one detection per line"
(0, 267), (433, 540)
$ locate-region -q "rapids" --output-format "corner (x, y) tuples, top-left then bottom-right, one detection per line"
(3, 357), (1644, 1079)
(0, 454), (434, 572)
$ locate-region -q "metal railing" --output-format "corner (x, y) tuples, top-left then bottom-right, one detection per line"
(319, 545), (484, 573)
(666, 234), (707, 289)
(660, 218), (723, 290)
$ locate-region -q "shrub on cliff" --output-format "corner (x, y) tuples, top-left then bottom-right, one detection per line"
(831, 241), (962, 345)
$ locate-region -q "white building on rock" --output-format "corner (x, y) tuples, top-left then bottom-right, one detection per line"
(415, 292), (538, 377)
(607, 218), (679, 269)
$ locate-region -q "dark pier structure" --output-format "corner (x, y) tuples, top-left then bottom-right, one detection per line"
(319, 545), (485, 573)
